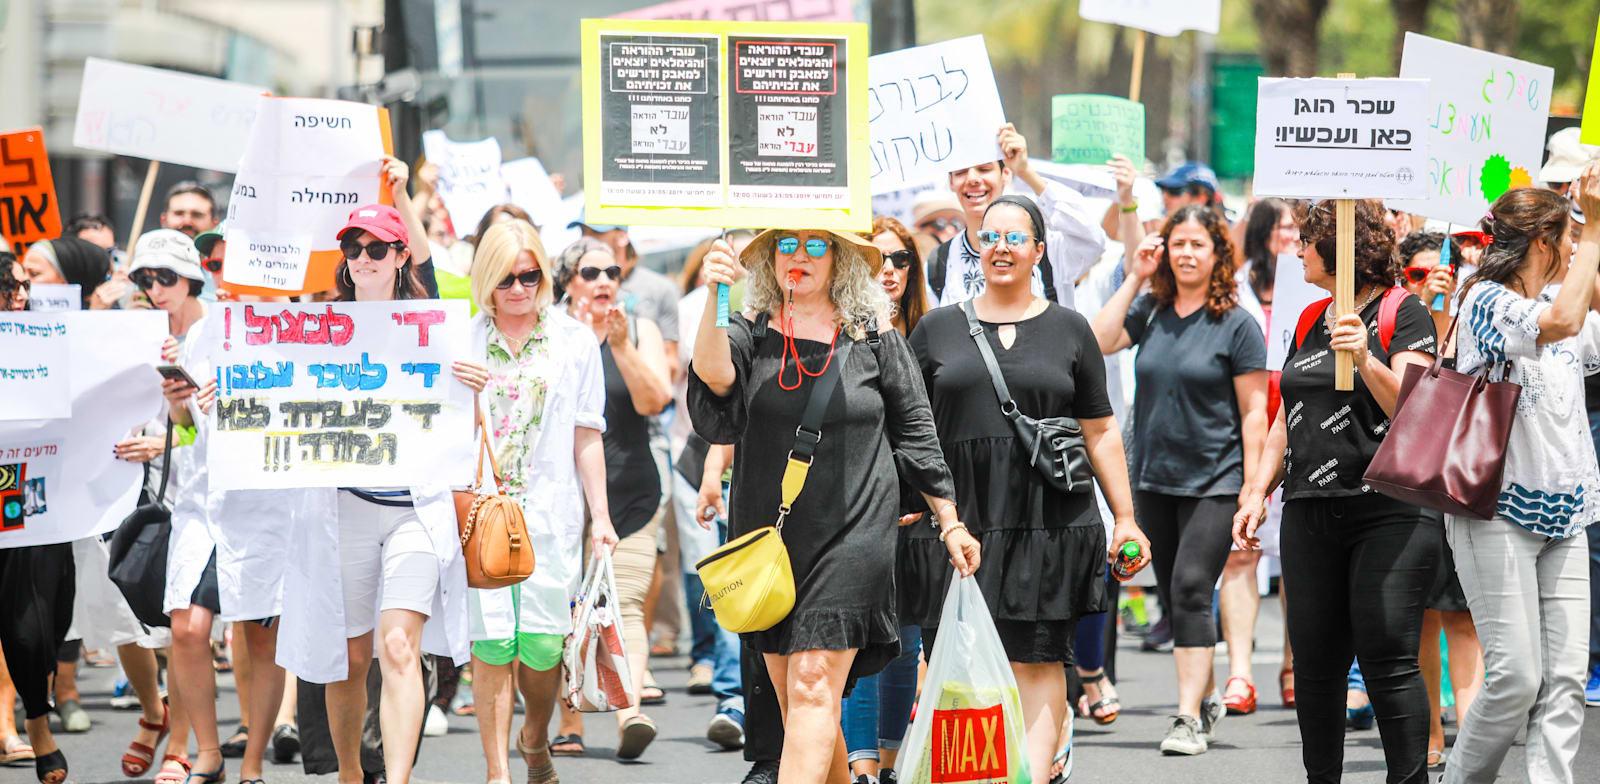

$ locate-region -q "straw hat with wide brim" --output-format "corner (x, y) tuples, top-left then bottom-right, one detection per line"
(738, 228), (883, 276)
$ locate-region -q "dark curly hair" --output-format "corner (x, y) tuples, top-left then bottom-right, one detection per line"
(1149, 205), (1239, 319)
(1460, 188), (1571, 300)
(1396, 231), (1462, 267)
(1298, 199), (1399, 293)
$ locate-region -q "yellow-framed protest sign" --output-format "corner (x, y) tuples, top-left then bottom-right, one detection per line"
(581, 18), (870, 232)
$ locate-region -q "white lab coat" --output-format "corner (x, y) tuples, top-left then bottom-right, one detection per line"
(467, 309), (607, 641)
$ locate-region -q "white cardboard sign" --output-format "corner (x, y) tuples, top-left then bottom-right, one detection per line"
(222, 98), (387, 291)
(72, 58), (268, 172)
(1253, 78), (1430, 200)
(1394, 33), (1554, 226)
(423, 131), (509, 239)
(866, 36), (1006, 195)
(203, 300), (474, 490)
(0, 313), (71, 420)
(27, 284), (81, 312)
(1265, 253), (1331, 371)
(0, 311), (166, 549)
(1078, 0), (1221, 37)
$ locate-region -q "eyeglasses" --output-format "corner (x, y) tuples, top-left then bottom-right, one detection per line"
(976, 230), (1034, 249)
(497, 269), (543, 290)
(917, 217), (960, 234)
(131, 268), (182, 289)
(882, 250), (913, 270)
(340, 239), (402, 260)
(777, 236), (830, 257)
(577, 265), (622, 282)
(203, 257), (223, 273)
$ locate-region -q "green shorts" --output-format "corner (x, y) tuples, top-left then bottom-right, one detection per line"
(472, 632), (563, 670)
(470, 590), (563, 670)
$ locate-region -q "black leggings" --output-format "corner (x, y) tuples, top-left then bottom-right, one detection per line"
(1282, 494), (1434, 784)
(1134, 492), (1234, 647)
(0, 543), (75, 719)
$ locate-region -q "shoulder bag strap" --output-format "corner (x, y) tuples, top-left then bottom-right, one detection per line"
(154, 419), (175, 505)
(929, 241), (950, 301)
(961, 299), (1021, 422)
(472, 399), (506, 494)
(775, 338), (852, 526)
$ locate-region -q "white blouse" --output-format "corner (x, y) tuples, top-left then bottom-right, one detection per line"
(1457, 280), (1600, 537)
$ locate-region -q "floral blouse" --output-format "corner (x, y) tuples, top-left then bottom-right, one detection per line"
(484, 318), (553, 499)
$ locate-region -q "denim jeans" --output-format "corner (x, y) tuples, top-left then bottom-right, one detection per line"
(681, 475), (742, 713)
(840, 625), (921, 763)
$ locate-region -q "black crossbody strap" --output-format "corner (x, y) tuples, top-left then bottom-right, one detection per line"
(791, 339), (851, 463)
(155, 419), (175, 505)
(961, 300), (1021, 421)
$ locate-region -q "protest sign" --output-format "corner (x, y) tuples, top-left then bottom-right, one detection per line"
(582, 18), (871, 231)
(0, 311), (166, 548)
(1077, 0), (1221, 37)
(0, 127), (62, 255)
(423, 131), (509, 239)
(222, 98), (393, 296)
(1586, 18), (1600, 145)
(1394, 34), (1552, 226)
(0, 313), (71, 421)
(203, 300), (474, 490)
(26, 285), (80, 312)
(1265, 253), (1327, 371)
(865, 36), (1006, 195)
(1252, 78), (1430, 200)
(72, 58), (267, 172)
(1050, 95), (1145, 166)
(615, 0), (854, 21)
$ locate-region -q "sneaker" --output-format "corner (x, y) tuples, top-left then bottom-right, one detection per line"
(687, 663), (714, 695)
(1199, 694), (1224, 742)
(707, 708), (745, 750)
(110, 679), (140, 710)
(1140, 617), (1173, 653)
(422, 704), (448, 737)
(880, 770), (898, 784)
(851, 776), (878, 784)
(742, 760), (779, 784)
(54, 699), (90, 733)
(1159, 715), (1206, 755)
(1585, 663), (1600, 707)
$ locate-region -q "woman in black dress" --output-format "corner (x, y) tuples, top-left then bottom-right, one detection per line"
(907, 195), (1150, 780)
(690, 228), (979, 784)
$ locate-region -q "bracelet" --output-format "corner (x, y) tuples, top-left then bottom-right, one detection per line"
(938, 523), (968, 543)
(1120, 201), (1139, 213)
(933, 500), (956, 519)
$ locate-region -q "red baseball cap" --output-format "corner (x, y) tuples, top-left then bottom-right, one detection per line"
(337, 204), (409, 245)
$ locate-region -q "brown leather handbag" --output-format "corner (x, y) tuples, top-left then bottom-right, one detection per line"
(454, 406), (535, 589)
(1363, 317), (1521, 520)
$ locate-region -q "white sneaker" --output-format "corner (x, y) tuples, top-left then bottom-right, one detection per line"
(1199, 694), (1224, 742)
(422, 703), (448, 737)
(1159, 715), (1206, 756)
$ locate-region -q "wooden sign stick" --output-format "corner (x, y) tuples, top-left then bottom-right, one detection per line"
(1334, 73), (1357, 391)
(1129, 31), (1147, 103)
(125, 159), (161, 263)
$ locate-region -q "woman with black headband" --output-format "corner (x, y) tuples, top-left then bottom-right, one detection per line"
(906, 194), (1149, 779)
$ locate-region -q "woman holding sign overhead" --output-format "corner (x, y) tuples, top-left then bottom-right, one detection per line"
(690, 228), (977, 784)
(1089, 205), (1269, 756)
(1234, 199), (1438, 782)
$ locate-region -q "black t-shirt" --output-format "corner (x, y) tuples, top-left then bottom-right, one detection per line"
(1124, 295), (1267, 496)
(1279, 292), (1437, 499)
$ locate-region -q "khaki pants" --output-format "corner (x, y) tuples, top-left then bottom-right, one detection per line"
(612, 518), (659, 716)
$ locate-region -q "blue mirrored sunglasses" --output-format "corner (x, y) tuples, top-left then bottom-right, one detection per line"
(976, 230), (1034, 249)
(776, 236), (829, 257)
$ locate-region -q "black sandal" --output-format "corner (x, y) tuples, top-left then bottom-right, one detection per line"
(1079, 670), (1121, 725)
(549, 734), (584, 757)
(35, 749), (67, 784)
(220, 727), (248, 758)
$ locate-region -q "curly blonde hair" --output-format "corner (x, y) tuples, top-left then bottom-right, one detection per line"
(741, 230), (888, 338)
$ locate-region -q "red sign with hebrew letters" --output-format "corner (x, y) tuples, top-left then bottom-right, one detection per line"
(930, 704), (1007, 783)
(0, 127), (63, 255)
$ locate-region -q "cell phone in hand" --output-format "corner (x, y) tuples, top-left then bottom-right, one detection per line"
(156, 364), (199, 389)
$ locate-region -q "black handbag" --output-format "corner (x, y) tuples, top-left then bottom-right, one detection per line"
(961, 300), (1094, 493)
(106, 422), (175, 628)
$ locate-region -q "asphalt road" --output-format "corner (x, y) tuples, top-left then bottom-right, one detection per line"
(10, 599), (1598, 784)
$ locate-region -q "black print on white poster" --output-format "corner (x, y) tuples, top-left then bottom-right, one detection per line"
(727, 35), (849, 208)
(600, 34), (721, 205)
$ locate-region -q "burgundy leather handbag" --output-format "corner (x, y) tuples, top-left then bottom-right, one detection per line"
(1363, 318), (1521, 520)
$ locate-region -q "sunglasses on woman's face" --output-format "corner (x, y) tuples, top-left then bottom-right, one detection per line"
(776, 236), (829, 257)
(340, 239), (401, 261)
(496, 269), (542, 290)
(1402, 267), (1432, 285)
(882, 250), (913, 270)
(578, 265), (622, 282)
(131, 268), (181, 289)
(976, 230), (1033, 250)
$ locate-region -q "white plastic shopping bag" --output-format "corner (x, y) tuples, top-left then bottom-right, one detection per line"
(899, 573), (1032, 784)
(562, 551), (636, 712)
